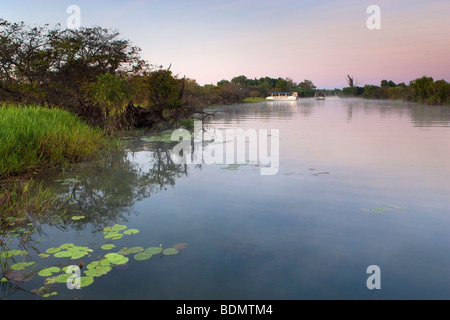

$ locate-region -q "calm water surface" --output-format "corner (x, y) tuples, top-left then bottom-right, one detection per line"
(2, 97), (450, 300)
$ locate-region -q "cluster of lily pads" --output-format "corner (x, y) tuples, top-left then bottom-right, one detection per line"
(1, 222), (188, 299)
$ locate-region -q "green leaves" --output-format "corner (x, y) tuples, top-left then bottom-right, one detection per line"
(11, 262), (35, 271)
(1, 219), (186, 299)
(103, 224), (139, 240)
(51, 243), (93, 260)
(133, 247), (162, 261)
(105, 253), (129, 265)
(38, 267), (61, 277)
(101, 244), (116, 251)
(162, 248), (179, 256)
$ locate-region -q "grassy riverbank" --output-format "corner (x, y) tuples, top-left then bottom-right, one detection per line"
(242, 97), (267, 103)
(0, 104), (119, 226)
(0, 104), (113, 178)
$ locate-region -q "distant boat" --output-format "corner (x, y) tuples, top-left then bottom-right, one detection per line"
(266, 92), (299, 101)
(314, 92), (326, 100)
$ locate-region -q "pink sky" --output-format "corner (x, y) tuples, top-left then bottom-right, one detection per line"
(2, 0), (450, 89)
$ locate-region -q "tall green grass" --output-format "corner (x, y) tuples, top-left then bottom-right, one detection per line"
(0, 104), (109, 178)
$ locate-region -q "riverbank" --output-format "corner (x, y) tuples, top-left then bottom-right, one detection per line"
(0, 104), (121, 226)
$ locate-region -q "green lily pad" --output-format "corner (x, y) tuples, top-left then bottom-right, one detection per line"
(162, 248), (179, 256)
(117, 247), (145, 255)
(46, 247), (61, 254)
(101, 244), (116, 250)
(60, 243), (75, 249)
(11, 262), (35, 271)
(38, 267), (61, 277)
(71, 216), (85, 221)
(145, 247), (163, 255)
(55, 273), (71, 284)
(105, 253), (129, 265)
(38, 253), (50, 258)
(104, 232), (123, 240)
(80, 276), (94, 288)
(85, 260), (112, 277)
(123, 229), (139, 235)
(53, 245), (93, 259)
(134, 251), (153, 261)
(104, 224), (127, 233)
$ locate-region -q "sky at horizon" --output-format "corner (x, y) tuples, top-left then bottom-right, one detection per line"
(1, 0), (449, 89)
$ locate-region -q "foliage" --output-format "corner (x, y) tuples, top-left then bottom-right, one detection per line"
(344, 77), (449, 105)
(0, 104), (109, 178)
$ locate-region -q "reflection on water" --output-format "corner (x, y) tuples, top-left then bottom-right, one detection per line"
(1, 97), (450, 300)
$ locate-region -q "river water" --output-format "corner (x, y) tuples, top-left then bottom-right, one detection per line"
(2, 97), (450, 300)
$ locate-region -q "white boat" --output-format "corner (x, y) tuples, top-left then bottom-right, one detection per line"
(314, 92), (325, 100)
(266, 92), (299, 101)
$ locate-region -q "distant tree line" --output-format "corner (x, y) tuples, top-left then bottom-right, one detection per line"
(214, 75), (338, 98)
(342, 75), (450, 105)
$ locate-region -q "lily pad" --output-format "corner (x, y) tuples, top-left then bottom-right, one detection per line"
(85, 260), (112, 277)
(104, 232), (123, 240)
(134, 251), (153, 261)
(11, 262), (35, 271)
(46, 247), (61, 254)
(145, 247), (163, 255)
(53, 245), (93, 259)
(162, 248), (179, 256)
(123, 229), (139, 235)
(71, 216), (85, 221)
(38, 267), (61, 277)
(117, 247), (144, 255)
(55, 273), (71, 284)
(105, 253), (129, 265)
(101, 244), (116, 251)
(80, 276), (94, 288)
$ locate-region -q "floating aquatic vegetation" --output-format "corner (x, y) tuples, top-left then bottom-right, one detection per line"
(162, 248), (179, 256)
(134, 251), (153, 261)
(85, 260), (112, 278)
(46, 247), (61, 254)
(133, 247), (163, 261)
(117, 247), (144, 255)
(71, 216), (85, 221)
(101, 244), (116, 251)
(173, 243), (189, 250)
(38, 267), (61, 277)
(123, 229), (139, 235)
(52, 244), (93, 260)
(105, 253), (129, 265)
(31, 286), (57, 298)
(103, 224), (139, 240)
(1, 220), (185, 299)
(79, 276), (94, 288)
(11, 262), (35, 271)
(146, 247), (163, 255)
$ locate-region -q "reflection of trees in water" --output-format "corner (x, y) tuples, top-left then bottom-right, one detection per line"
(342, 98), (450, 126)
(47, 142), (190, 231)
